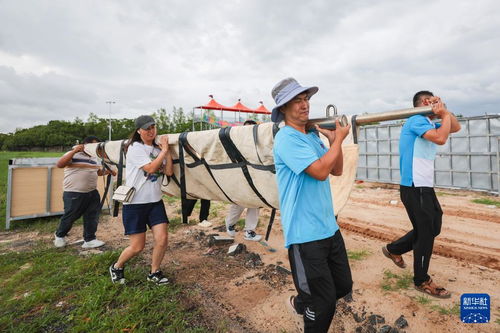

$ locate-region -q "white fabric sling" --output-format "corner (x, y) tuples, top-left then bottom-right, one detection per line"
(85, 122), (359, 215)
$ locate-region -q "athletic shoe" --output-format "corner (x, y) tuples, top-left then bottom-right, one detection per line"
(147, 270), (169, 285)
(82, 239), (105, 249)
(285, 295), (304, 332)
(226, 220), (236, 237)
(109, 264), (125, 284)
(198, 220), (212, 227)
(54, 234), (67, 248)
(244, 230), (262, 242)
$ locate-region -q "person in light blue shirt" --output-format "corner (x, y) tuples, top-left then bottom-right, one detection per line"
(274, 126), (339, 247)
(272, 77), (352, 333)
(382, 91), (461, 299)
(399, 115), (441, 187)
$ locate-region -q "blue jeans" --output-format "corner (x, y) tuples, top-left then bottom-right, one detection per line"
(55, 190), (101, 242)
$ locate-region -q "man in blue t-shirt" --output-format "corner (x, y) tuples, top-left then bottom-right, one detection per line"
(382, 91), (461, 299)
(272, 77), (352, 333)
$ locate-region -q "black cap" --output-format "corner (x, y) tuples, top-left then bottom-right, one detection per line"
(244, 119), (257, 125)
(135, 115), (156, 129)
(83, 136), (100, 144)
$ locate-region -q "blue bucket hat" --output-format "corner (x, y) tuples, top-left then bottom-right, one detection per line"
(271, 77), (318, 123)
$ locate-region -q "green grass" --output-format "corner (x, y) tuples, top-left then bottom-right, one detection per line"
(471, 198), (500, 208)
(347, 249), (370, 261)
(380, 269), (413, 291)
(8, 216), (75, 234)
(430, 304), (460, 315)
(415, 295), (432, 305)
(0, 151), (221, 332)
(1, 151), (63, 230)
(168, 216), (200, 233)
(207, 201), (227, 219)
(169, 216), (186, 232)
(235, 218), (245, 229)
(209, 207), (219, 218)
(163, 195), (180, 204)
(412, 295), (460, 316)
(0, 245), (209, 332)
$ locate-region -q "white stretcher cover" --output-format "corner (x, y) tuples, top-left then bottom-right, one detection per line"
(84, 122), (359, 215)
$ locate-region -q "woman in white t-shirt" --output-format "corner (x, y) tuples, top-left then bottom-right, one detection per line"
(109, 115), (173, 285)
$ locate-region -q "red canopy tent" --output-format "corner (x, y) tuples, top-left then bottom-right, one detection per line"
(195, 95), (231, 111)
(230, 99), (254, 113)
(255, 101), (270, 114)
(195, 96), (271, 114)
(192, 95), (271, 130)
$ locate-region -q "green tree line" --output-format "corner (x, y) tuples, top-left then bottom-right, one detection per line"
(0, 107), (192, 151)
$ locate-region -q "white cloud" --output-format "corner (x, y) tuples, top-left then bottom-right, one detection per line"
(0, 0), (498, 133)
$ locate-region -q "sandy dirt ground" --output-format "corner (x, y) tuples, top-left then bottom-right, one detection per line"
(2, 182), (499, 332)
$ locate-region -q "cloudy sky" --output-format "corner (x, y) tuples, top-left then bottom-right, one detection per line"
(1, 0), (499, 133)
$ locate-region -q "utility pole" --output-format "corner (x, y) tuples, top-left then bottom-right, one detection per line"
(105, 101), (115, 141)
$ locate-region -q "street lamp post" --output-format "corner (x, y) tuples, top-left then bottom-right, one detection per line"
(105, 101), (115, 141)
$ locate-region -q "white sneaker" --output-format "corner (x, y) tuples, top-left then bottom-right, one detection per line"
(198, 220), (212, 227)
(54, 234), (67, 248)
(244, 230), (262, 242)
(82, 239), (105, 249)
(225, 220), (236, 237)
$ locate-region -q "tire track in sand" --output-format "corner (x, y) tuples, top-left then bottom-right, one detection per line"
(348, 197), (500, 223)
(338, 216), (500, 271)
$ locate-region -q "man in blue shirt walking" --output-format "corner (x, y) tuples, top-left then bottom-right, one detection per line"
(382, 91), (461, 298)
(272, 77), (352, 333)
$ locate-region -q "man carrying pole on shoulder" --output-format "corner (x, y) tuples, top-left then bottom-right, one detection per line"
(54, 136), (116, 249)
(382, 91), (461, 298)
(272, 77), (353, 333)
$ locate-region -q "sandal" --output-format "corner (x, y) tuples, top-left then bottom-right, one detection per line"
(415, 278), (451, 299)
(382, 246), (407, 268)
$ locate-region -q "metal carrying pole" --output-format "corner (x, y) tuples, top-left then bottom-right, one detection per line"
(307, 105), (433, 128)
(353, 106), (433, 125)
(350, 106), (434, 143)
(306, 105), (435, 143)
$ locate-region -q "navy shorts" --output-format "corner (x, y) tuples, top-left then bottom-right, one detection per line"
(122, 200), (169, 235)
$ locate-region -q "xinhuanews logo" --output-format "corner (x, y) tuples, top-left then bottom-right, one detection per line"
(460, 293), (490, 324)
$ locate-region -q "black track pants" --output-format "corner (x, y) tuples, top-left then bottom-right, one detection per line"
(387, 185), (443, 285)
(289, 230), (353, 333)
(184, 199), (211, 222)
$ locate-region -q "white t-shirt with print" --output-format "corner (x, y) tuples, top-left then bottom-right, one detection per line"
(124, 142), (165, 204)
